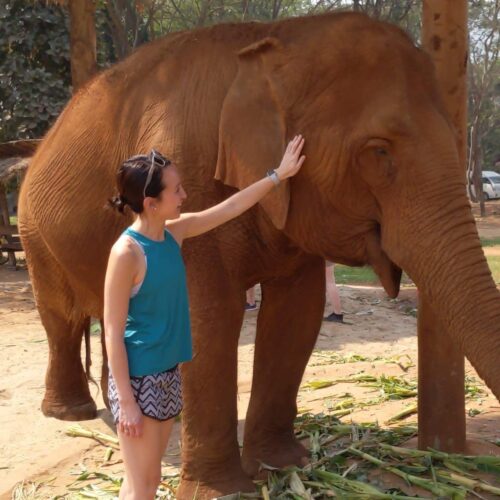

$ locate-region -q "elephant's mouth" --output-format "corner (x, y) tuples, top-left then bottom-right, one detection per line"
(364, 228), (402, 298)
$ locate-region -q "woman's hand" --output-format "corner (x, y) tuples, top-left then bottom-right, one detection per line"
(118, 399), (144, 438)
(275, 135), (306, 181)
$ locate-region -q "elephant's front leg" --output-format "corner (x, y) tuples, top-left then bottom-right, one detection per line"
(242, 256), (325, 476)
(177, 252), (255, 499)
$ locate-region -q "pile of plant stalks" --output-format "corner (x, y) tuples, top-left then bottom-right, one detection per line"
(61, 415), (500, 500)
(302, 374), (484, 401)
(250, 413), (500, 499)
(300, 373), (486, 422)
(308, 351), (415, 371)
(61, 468), (179, 499)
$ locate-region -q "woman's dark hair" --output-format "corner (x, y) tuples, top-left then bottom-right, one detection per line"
(109, 149), (171, 214)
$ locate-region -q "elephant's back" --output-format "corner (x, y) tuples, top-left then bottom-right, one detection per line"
(19, 76), (125, 233)
(21, 21), (268, 212)
(18, 65), (133, 311)
(18, 20), (272, 311)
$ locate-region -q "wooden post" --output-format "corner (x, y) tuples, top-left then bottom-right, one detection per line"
(0, 183), (16, 268)
(419, 1), (468, 452)
(68, 0), (97, 91)
(422, 1), (468, 170)
(418, 302), (465, 451)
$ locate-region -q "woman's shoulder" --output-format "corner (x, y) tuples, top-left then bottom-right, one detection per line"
(110, 234), (142, 264)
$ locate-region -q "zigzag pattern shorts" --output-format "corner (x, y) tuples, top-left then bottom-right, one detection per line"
(108, 365), (182, 424)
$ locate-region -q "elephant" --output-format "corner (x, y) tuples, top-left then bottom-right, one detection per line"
(18, 10), (500, 499)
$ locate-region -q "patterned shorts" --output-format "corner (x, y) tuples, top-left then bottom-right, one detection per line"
(108, 365), (182, 424)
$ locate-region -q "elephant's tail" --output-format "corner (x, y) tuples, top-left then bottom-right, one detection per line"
(84, 317), (98, 390)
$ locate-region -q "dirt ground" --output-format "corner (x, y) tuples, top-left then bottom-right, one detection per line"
(1, 202), (500, 498)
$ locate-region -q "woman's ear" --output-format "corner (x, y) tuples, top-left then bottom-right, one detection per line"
(215, 38), (290, 230)
(143, 197), (156, 212)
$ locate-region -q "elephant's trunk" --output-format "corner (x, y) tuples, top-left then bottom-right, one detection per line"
(384, 181), (500, 401)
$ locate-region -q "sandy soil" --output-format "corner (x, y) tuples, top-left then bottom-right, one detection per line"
(1, 202), (500, 498)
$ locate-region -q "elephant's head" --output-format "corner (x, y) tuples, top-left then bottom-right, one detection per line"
(215, 12), (500, 400)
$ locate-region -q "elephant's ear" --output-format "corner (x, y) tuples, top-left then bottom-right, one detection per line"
(215, 37), (289, 230)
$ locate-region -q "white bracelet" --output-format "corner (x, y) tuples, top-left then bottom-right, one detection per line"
(266, 169), (280, 186)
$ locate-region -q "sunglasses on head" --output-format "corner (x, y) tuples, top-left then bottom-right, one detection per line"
(143, 149), (170, 198)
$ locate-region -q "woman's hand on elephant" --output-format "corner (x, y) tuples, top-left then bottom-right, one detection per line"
(275, 134), (306, 181)
(118, 399), (144, 438)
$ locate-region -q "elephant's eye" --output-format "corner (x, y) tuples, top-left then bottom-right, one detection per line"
(376, 148), (389, 156)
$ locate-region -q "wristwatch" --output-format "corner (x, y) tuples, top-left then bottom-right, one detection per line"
(266, 169), (280, 186)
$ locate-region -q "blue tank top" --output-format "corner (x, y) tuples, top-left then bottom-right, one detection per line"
(123, 227), (192, 377)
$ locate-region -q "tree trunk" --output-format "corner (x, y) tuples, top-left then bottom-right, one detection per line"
(241, 0), (249, 19)
(105, 0), (131, 60)
(476, 122), (486, 218)
(68, 0), (97, 91)
(272, 0), (282, 19)
(420, 0), (468, 453)
(471, 121), (486, 216)
(418, 301), (465, 452)
(197, 0), (212, 27)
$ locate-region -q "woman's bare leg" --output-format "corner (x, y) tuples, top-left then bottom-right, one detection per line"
(118, 416), (174, 499)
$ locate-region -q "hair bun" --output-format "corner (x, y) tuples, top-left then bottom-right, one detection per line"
(108, 194), (128, 214)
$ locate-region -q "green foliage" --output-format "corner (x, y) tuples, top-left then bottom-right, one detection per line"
(480, 236), (500, 247)
(336, 255), (500, 287)
(103, 0), (308, 46)
(335, 264), (380, 285)
(483, 127), (500, 168)
(486, 255), (500, 283)
(346, 0), (422, 41)
(0, 0), (71, 142)
(110, 0), (418, 51)
(481, 75), (500, 167)
(468, 0), (500, 177)
(1, 0), (497, 170)
(95, 4), (119, 66)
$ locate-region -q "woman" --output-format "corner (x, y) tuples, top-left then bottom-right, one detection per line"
(104, 135), (305, 499)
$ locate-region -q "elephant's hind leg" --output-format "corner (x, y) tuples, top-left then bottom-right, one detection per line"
(41, 311), (97, 420)
(24, 233), (97, 420)
(241, 256), (325, 477)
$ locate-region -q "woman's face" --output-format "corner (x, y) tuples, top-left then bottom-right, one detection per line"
(152, 166), (187, 219)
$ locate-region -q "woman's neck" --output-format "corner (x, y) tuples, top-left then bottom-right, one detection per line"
(131, 215), (165, 241)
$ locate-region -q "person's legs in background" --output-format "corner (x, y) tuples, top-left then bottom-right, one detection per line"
(324, 263), (344, 323)
(245, 286), (258, 311)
